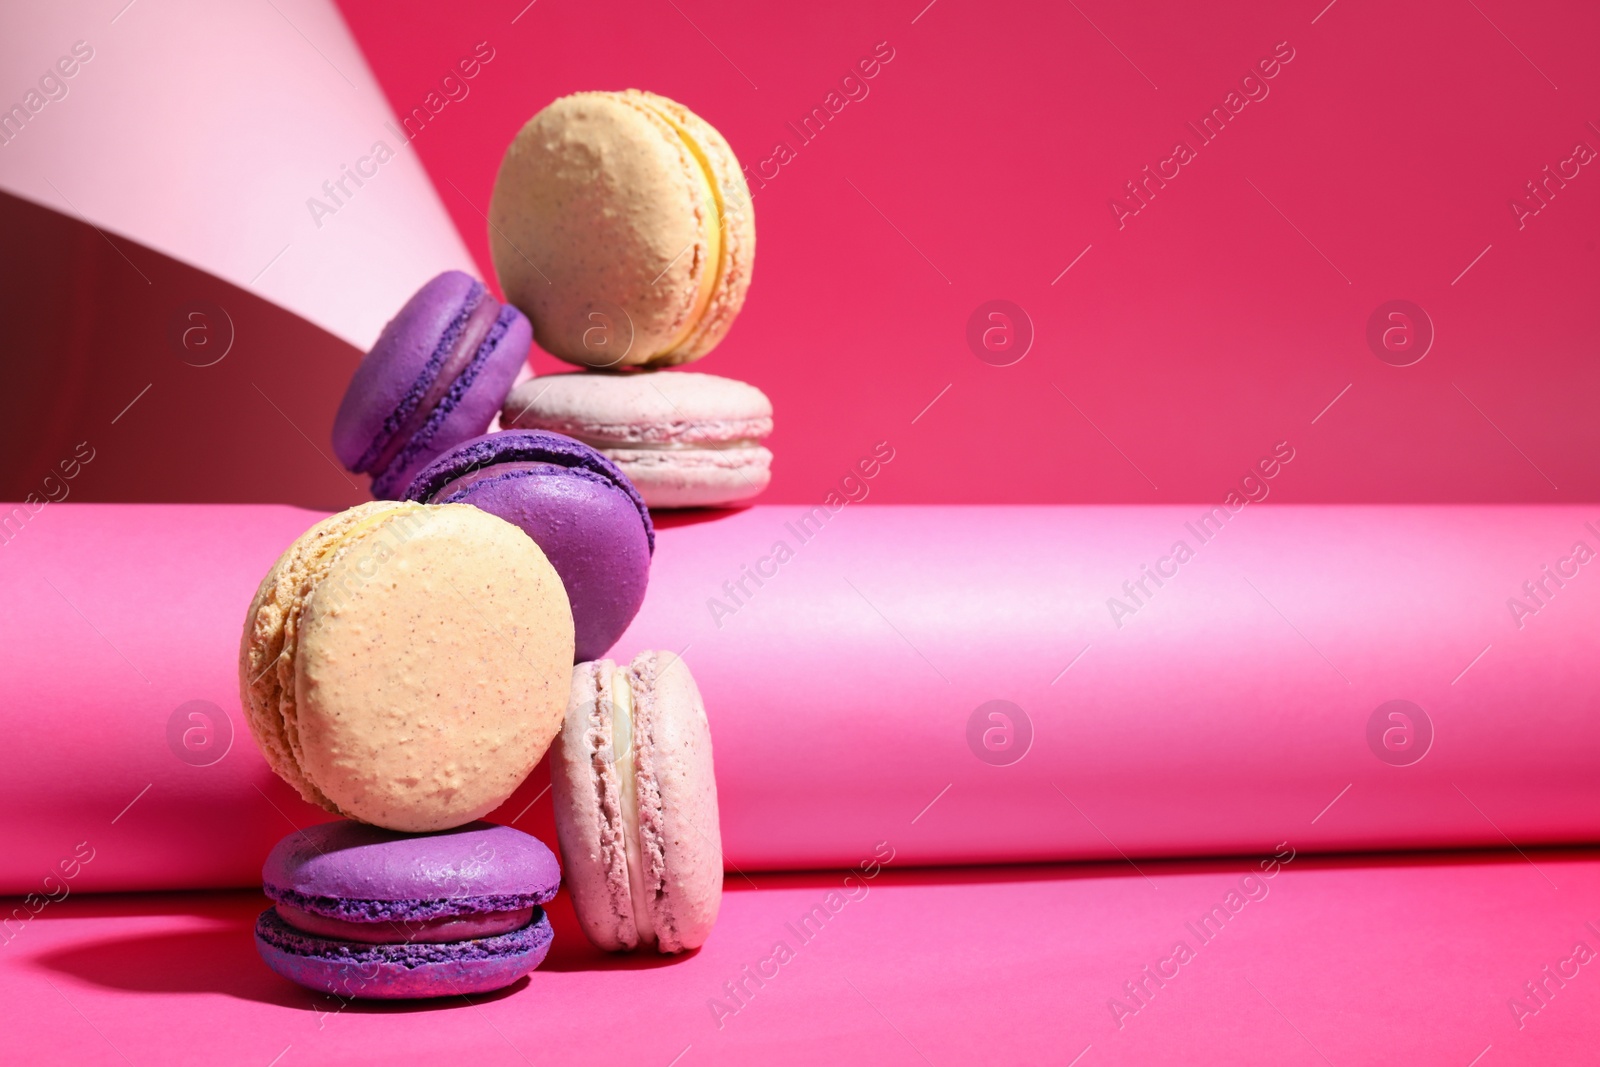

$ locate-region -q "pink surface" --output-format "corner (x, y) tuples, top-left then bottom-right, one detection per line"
(4, 502), (1598, 894)
(3, 850), (1596, 1064)
(337, 0), (1600, 506)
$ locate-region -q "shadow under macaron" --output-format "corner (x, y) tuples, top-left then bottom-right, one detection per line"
(32, 888), (532, 1009)
(647, 505), (747, 530)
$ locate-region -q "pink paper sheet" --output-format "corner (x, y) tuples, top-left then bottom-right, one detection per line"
(3, 502), (1598, 894)
(2, 850), (1594, 1065)
(0, 0), (475, 349)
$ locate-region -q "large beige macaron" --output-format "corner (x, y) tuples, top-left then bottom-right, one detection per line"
(238, 501), (575, 833)
(488, 90), (755, 369)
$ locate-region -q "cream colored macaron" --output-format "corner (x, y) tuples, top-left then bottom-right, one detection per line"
(238, 501), (575, 832)
(488, 90), (755, 369)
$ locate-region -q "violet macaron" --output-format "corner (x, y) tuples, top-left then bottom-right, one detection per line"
(333, 271), (531, 498)
(255, 820), (560, 999)
(404, 430), (653, 663)
(550, 651), (722, 953)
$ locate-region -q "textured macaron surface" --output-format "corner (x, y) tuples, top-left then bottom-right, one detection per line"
(406, 430), (652, 547)
(597, 446), (772, 510)
(488, 90), (754, 368)
(503, 373), (772, 508)
(332, 270), (530, 498)
(550, 660), (637, 951)
(406, 431), (653, 663)
(501, 371), (771, 446)
(551, 652), (723, 953)
(238, 502), (575, 832)
(627, 650), (723, 952)
(333, 271), (480, 472)
(261, 821), (560, 922)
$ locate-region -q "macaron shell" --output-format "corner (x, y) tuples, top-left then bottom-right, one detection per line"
(255, 907), (553, 999)
(501, 371), (772, 445)
(368, 305), (531, 499)
(549, 660), (640, 951)
(629, 650), (722, 953)
(298, 505), (573, 830)
(240, 501), (420, 814)
(242, 503), (575, 832)
(332, 271), (481, 471)
(628, 90), (755, 364)
(404, 429), (652, 544)
(331, 271), (532, 499)
(606, 446), (772, 510)
(437, 469), (651, 662)
(405, 430), (654, 662)
(500, 371), (774, 509)
(488, 91), (752, 368)
(261, 821), (560, 922)
(490, 92), (705, 366)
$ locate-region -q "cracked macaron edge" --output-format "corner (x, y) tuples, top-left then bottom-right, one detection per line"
(238, 501), (429, 818)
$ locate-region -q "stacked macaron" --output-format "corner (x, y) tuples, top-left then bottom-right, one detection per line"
(240, 502), (573, 996)
(488, 90), (773, 509)
(241, 500), (723, 997)
(403, 429), (653, 662)
(332, 90), (772, 515)
(333, 272), (530, 500)
(265, 88), (760, 998)
(501, 371), (771, 511)
(489, 90), (754, 370)
(255, 822), (561, 998)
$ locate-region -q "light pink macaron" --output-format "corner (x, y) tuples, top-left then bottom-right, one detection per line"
(549, 651), (722, 953)
(502, 371), (772, 509)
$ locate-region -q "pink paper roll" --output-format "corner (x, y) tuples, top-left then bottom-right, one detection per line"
(4, 502), (1598, 894)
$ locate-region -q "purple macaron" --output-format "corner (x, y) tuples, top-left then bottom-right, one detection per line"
(333, 271), (531, 498)
(405, 430), (654, 663)
(255, 821), (559, 999)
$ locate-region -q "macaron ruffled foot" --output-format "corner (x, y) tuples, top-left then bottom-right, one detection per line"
(503, 372), (772, 509)
(333, 270), (532, 498)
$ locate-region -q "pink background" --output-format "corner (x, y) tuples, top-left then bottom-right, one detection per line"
(3, 0), (1598, 507)
(338, 0), (1600, 505)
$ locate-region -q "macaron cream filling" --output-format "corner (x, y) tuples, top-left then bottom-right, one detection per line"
(427, 460), (564, 502)
(571, 435), (761, 452)
(624, 94), (726, 362)
(274, 902), (537, 945)
(364, 292), (504, 479)
(611, 666), (657, 947)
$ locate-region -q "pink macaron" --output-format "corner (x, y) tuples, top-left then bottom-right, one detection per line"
(502, 371), (771, 509)
(549, 651), (722, 953)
